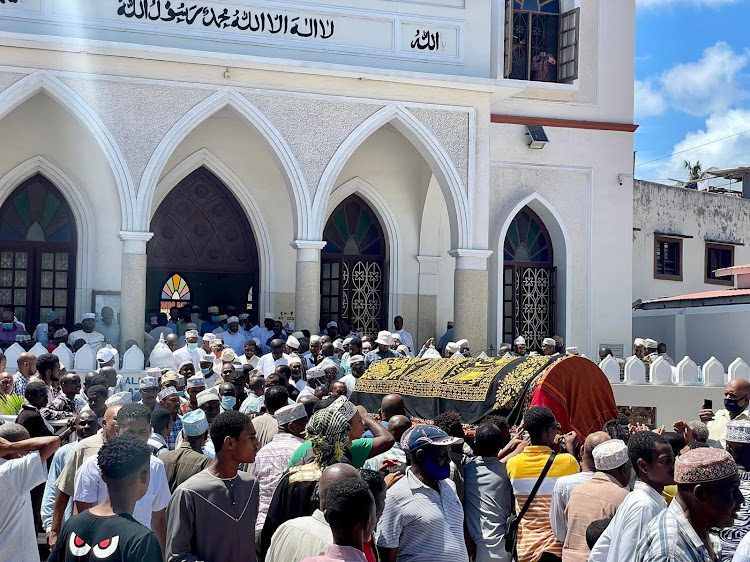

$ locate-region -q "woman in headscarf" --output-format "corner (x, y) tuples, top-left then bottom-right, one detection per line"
(259, 408), (350, 557)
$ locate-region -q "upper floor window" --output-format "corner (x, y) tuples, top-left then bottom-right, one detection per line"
(705, 243), (734, 285)
(504, 0), (579, 83)
(654, 236), (683, 281)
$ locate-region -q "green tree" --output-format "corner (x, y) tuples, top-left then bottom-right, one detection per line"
(684, 160), (708, 181)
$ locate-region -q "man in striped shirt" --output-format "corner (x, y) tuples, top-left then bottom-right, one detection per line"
(506, 407), (580, 562)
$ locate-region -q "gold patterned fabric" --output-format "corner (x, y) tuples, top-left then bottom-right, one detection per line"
(351, 355), (555, 424)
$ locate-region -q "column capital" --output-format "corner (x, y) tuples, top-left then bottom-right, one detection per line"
(291, 240), (327, 262)
(449, 248), (493, 271)
(119, 231), (154, 255)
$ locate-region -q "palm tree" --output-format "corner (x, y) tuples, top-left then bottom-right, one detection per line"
(684, 160), (707, 181)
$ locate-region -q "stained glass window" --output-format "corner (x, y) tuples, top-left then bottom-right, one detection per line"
(504, 208), (552, 264)
(0, 180), (74, 243)
(161, 274), (190, 301)
(322, 197), (385, 257)
(514, 0), (559, 13)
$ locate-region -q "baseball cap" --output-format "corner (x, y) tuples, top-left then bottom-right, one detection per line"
(407, 424), (464, 453)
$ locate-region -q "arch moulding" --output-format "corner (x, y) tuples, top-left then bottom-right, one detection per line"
(154, 148), (275, 320)
(0, 155), (96, 323)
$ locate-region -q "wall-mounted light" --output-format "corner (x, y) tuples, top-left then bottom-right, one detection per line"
(526, 125), (549, 149)
(618, 173), (634, 186)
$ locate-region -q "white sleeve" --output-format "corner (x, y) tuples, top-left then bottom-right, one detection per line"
(151, 460), (171, 512)
(73, 456), (104, 503)
(8, 451), (47, 494)
(734, 533), (750, 562)
(550, 480), (567, 541)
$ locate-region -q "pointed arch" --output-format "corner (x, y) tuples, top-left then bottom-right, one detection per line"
(153, 148), (274, 320)
(313, 104), (470, 248)
(135, 87), (309, 236)
(493, 192), (572, 347)
(0, 155), (95, 322)
(326, 177), (402, 319)
(0, 71), (134, 229)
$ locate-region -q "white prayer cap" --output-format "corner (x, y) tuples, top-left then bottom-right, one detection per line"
(423, 348), (442, 359)
(146, 367), (161, 377)
(239, 313), (249, 321)
(566, 347), (579, 355)
(227, 316), (239, 324)
(197, 388), (220, 407)
(445, 342), (459, 355)
(221, 348), (237, 362)
(157, 386), (178, 402)
(319, 358), (338, 372)
(288, 356), (302, 366)
(310, 335), (321, 343)
(183, 409), (209, 436)
(333, 339), (344, 351)
(727, 420), (750, 443)
(456, 339), (469, 349)
(327, 395), (357, 421)
(633, 338), (646, 347)
(105, 392), (132, 407)
(343, 338), (352, 346)
(375, 331), (393, 346)
(187, 374), (206, 388)
(275, 403), (308, 426)
(96, 348), (115, 364)
(82, 312), (96, 320)
(139, 376), (158, 389)
(348, 355), (365, 364)
(199, 354), (214, 364)
(391, 333), (401, 342)
(265, 312), (275, 320)
(514, 336), (526, 346)
(185, 330), (199, 339)
(203, 333), (214, 342)
(210, 338), (223, 347)
(542, 338), (556, 346)
(397, 345), (409, 355)
(286, 336), (300, 350)
(292, 332), (305, 339)
(644, 338), (658, 348)
(186, 323), (197, 330)
(178, 359), (193, 371)
(208, 306), (219, 314)
(451, 351), (464, 360)
(306, 367), (326, 380)
(593, 439), (629, 471)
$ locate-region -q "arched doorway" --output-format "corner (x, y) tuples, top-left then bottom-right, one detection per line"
(0, 174), (77, 327)
(146, 167), (260, 321)
(502, 206), (556, 351)
(321, 195), (388, 335)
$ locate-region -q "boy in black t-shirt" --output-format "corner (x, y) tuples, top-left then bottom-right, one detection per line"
(49, 434), (162, 561)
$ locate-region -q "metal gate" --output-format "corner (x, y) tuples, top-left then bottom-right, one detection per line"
(503, 265), (556, 351)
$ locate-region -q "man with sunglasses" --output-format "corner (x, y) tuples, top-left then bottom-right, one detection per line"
(699, 377), (750, 447)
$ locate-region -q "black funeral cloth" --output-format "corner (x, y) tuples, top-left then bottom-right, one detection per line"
(350, 355), (555, 424)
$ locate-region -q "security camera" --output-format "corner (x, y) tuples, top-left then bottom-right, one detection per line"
(618, 173), (634, 186)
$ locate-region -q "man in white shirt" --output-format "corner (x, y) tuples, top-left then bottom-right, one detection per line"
(68, 313), (105, 352)
(239, 339), (261, 370)
(550, 431), (610, 541)
(0, 422), (67, 562)
(700, 378), (750, 448)
(173, 330), (203, 370)
(588, 431), (675, 562)
(73, 402), (170, 552)
(393, 315), (414, 353)
(94, 306), (120, 348)
(257, 339), (289, 376)
(339, 355), (365, 396)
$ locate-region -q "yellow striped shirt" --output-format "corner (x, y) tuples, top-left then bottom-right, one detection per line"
(506, 446), (580, 562)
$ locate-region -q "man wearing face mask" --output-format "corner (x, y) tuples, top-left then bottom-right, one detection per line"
(218, 382), (238, 412)
(375, 424), (468, 562)
(0, 307), (23, 342)
(173, 329), (203, 371)
(68, 312), (105, 352)
(699, 377), (750, 447)
(200, 305), (221, 335)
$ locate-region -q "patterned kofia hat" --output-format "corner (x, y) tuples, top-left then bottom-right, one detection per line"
(674, 447), (737, 484)
(727, 420), (750, 443)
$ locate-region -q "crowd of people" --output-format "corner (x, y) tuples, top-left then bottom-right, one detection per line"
(2, 304), (750, 561)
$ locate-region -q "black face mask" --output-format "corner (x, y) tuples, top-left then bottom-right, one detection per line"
(725, 396), (748, 414)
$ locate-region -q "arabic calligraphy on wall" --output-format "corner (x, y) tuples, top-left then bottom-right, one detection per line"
(1, 0), (463, 64)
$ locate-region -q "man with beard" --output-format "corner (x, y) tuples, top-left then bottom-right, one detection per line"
(223, 316), (246, 355)
(67, 312), (105, 352)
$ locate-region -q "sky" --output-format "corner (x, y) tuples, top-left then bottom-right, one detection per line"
(634, 0), (750, 188)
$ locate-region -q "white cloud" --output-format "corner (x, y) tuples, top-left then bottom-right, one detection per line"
(635, 42), (749, 118)
(637, 0), (738, 7)
(634, 80), (666, 118)
(637, 108), (750, 182)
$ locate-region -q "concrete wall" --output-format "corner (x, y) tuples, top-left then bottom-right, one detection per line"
(634, 180), (750, 302)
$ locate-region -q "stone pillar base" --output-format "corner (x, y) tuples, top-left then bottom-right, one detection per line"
(450, 249), (492, 353)
(119, 231), (153, 350)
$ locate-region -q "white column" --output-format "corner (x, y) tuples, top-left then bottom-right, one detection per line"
(291, 240), (327, 333)
(449, 249), (493, 352)
(119, 231), (153, 350)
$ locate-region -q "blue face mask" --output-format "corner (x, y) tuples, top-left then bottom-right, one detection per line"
(422, 455), (450, 480)
(2, 322), (13, 331)
(201, 368), (211, 376)
(211, 316), (220, 323)
(176, 390), (184, 398)
(221, 396), (236, 410)
(187, 342), (199, 351)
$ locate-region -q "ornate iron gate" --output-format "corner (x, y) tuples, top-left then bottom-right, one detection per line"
(321, 195), (387, 335)
(502, 207), (556, 351)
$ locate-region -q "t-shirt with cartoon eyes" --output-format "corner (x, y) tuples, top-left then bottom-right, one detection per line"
(49, 511), (162, 562)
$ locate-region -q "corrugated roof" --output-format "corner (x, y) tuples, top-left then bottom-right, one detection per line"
(643, 289), (750, 304)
